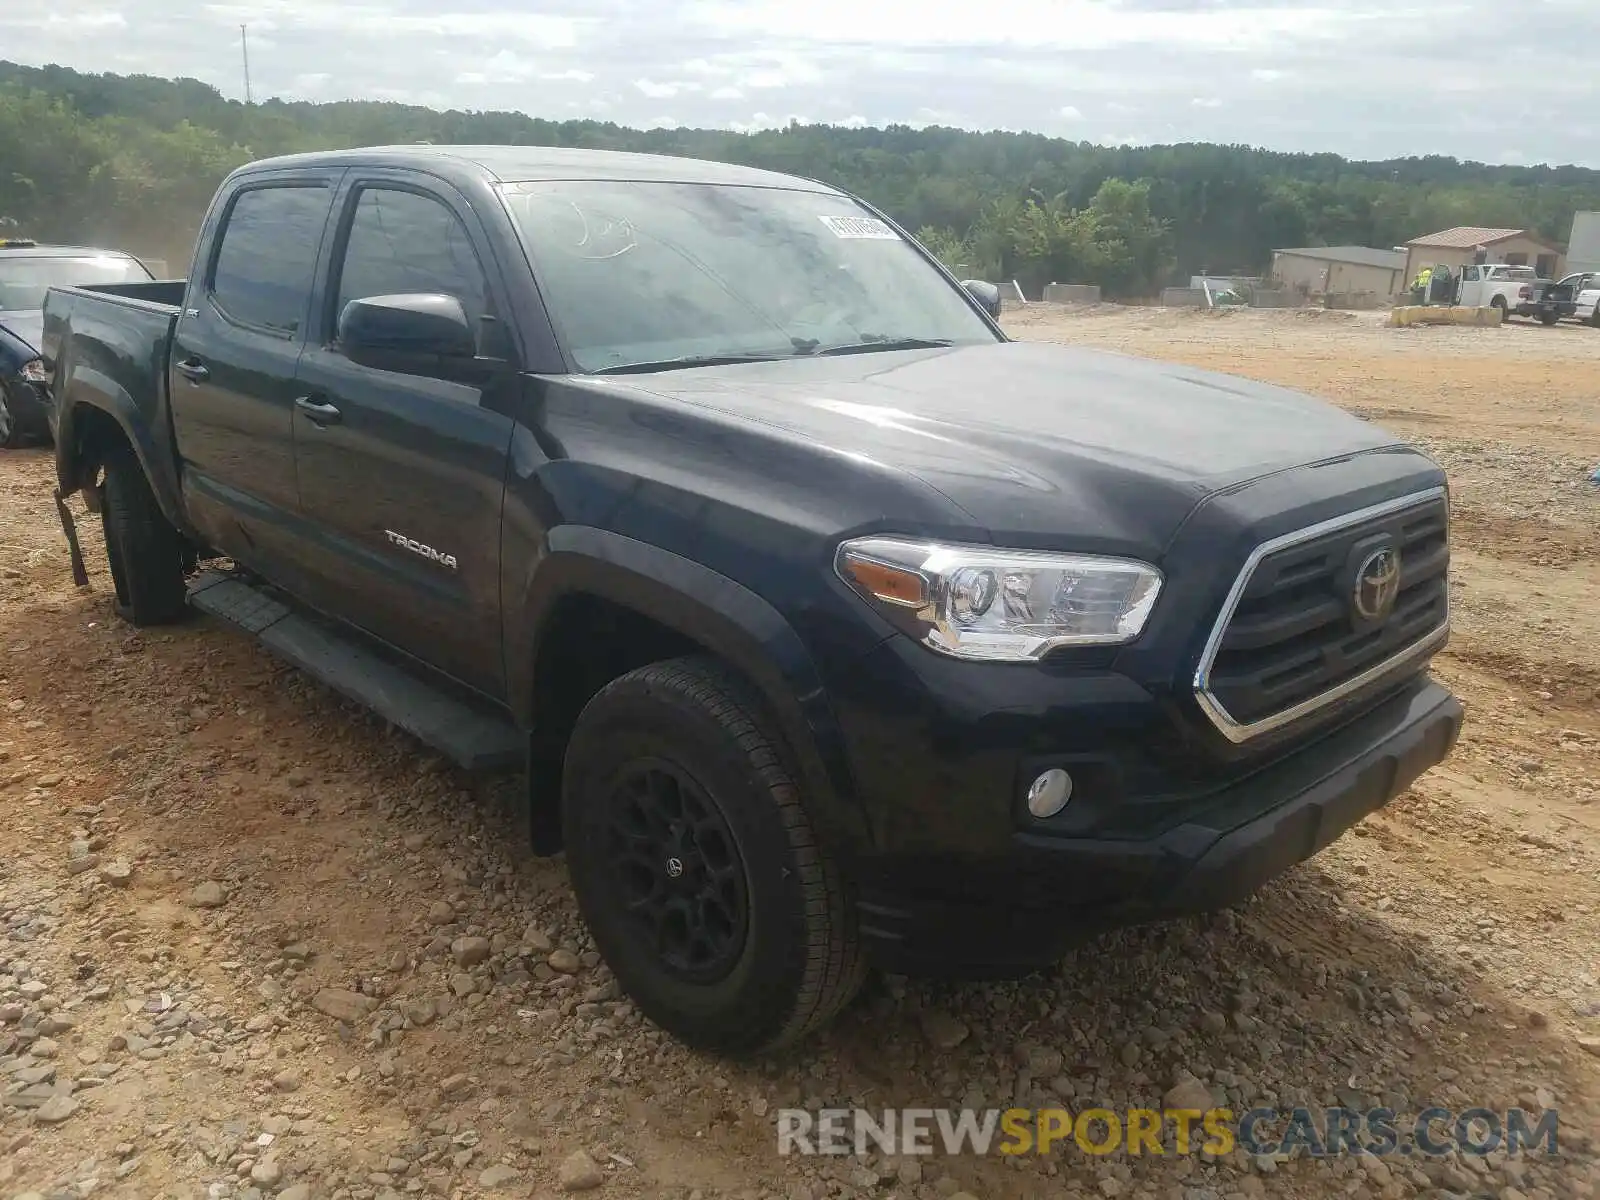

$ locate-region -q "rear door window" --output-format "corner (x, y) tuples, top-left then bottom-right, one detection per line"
(210, 185), (332, 334)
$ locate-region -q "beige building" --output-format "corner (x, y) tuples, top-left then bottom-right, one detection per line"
(1402, 226), (1565, 283)
(1270, 246), (1406, 297)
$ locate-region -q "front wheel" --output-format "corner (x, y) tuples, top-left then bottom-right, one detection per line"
(0, 388), (21, 450)
(100, 446), (189, 625)
(561, 657), (866, 1057)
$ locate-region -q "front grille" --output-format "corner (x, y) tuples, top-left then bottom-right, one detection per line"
(1195, 490), (1449, 741)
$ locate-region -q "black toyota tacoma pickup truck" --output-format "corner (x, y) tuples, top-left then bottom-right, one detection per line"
(41, 145), (1462, 1057)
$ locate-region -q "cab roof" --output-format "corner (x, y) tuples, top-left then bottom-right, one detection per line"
(233, 144), (842, 194)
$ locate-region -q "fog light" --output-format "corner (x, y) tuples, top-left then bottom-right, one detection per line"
(1026, 768), (1073, 818)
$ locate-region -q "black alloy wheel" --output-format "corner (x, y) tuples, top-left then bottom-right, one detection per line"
(561, 657), (866, 1057)
(602, 759), (750, 984)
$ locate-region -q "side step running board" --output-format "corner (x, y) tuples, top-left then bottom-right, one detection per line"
(187, 569), (523, 772)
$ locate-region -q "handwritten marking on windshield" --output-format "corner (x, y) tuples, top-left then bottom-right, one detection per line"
(818, 215), (900, 241)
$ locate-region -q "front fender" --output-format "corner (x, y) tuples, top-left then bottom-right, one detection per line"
(508, 525), (872, 856)
(0, 322), (34, 377)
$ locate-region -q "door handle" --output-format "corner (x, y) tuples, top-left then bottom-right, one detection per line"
(294, 395), (342, 426)
(175, 357), (209, 383)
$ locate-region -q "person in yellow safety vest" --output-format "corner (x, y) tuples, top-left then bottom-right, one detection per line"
(1411, 265), (1432, 304)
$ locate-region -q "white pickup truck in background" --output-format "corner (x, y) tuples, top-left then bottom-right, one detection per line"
(1455, 264), (1553, 322)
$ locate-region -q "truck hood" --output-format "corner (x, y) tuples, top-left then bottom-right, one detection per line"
(596, 339), (1404, 552)
(0, 309), (43, 355)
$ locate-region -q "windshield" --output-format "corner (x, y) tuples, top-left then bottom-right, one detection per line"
(0, 254), (152, 311)
(500, 180), (998, 372)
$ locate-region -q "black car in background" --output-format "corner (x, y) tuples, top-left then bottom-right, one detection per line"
(0, 239), (154, 447)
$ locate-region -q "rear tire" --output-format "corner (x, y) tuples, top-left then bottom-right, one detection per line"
(1491, 297), (1509, 323)
(1539, 311), (1559, 325)
(561, 656), (866, 1057)
(1590, 306), (1600, 329)
(100, 446), (188, 625)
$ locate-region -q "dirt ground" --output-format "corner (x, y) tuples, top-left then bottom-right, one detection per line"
(4, 305), (1600, 1200)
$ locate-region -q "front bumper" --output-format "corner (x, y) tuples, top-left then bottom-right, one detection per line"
(849, 677), (1462, 976)
(1516, 301), (1570, 320)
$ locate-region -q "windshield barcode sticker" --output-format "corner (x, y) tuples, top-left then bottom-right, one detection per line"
(819, 215), (899, 240)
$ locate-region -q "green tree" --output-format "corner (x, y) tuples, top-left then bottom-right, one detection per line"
(3, 57), (1598, 292)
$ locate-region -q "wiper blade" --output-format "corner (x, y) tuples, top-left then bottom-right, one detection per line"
(816, 337), (954, 357)
(592, 353), (787, 375)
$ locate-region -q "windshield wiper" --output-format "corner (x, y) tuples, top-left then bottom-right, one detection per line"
(593, 352), (787, 375)
(816, 337), (954, 357)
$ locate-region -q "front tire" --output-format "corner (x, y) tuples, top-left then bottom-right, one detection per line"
(100, 446), (188, 625)
(561, 657), (865, 1057)
(0, 388), (21, 450)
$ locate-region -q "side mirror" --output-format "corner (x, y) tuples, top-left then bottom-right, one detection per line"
(338, 293), (478, 376)
(961, 279), (1002, 320)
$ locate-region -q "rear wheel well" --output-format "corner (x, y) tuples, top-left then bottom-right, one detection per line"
(67, 405), (135, 501)
(526, 594), (715, 851)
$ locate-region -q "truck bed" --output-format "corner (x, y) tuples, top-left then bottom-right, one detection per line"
(42, 281), (187, 521)
(75, 279), (187, 308)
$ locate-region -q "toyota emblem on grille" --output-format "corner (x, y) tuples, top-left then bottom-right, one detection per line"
(1352, 547), (1402, 622)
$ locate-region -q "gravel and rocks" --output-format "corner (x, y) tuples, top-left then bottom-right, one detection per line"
(188, 880), (227, 908)
(2, 315), (1599, 1198)
(558, 1149), (605, 1192)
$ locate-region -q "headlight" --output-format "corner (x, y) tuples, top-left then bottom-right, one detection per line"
(20, 358), (47, 383)
(835, 536), (1162, 662)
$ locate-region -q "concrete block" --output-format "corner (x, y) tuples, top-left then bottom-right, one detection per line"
(1387, 305), (1503, 328)
(1042, 283), (1101, 304)
(1249, 289), (1299, 309)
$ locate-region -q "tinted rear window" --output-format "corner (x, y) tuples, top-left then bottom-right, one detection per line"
(210, 185), (331, 333)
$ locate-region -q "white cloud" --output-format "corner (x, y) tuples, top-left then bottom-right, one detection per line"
(686, 0), (1352, 52)
(47, 10), (126, 29)
(0, 0), (1595, 165)
(456, 50), (539, 85)
(737, 63), (824, 89)
(203, 3), (585, 47)
(634, 79), (685, 98)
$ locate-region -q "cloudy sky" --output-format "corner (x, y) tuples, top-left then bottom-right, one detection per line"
(5, 0), (1599, 166)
